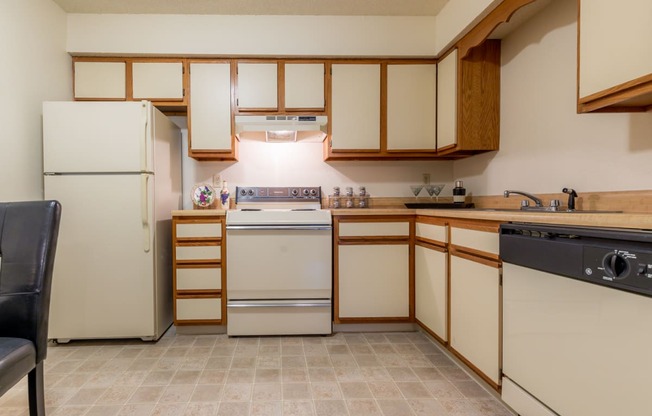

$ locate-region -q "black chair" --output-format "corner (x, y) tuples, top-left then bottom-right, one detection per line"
(0, 200), (61, 415)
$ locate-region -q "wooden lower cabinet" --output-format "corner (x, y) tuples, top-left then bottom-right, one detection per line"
(338, 244), (410, 318)
(172, 215), (226, 325)
(334, 215), (414, 323)
(449, 254), (501, 388)
(414, 218), (448, 343)
(448, 219), (502, 390)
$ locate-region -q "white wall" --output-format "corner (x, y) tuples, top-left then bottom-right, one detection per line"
(0, 0), (71, 201)
(453, 0), (652, 196)
(67, 14), (437, 57)
(169, 119), (453, 210)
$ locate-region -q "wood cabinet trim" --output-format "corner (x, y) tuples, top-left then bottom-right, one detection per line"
(416, 216), (448, 227)
(338, 236), (410, 245)
(172, 216), (227, 325)
(415, 238), (447, 252)
(449, 346), (501, 391)
(450, 245), (501, 267)
(448, 219), (501, 233)
(457, 0), (536, 59)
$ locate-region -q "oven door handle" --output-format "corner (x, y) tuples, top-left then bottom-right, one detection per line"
(226, 225), (332, 231)
(228, 300), (331, 308)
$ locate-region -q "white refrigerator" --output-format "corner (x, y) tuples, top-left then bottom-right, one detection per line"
(43, 101), (182, 342)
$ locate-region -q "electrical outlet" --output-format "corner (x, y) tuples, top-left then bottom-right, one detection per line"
(212, 174), (221, 187)
(422, 173), (431, 185)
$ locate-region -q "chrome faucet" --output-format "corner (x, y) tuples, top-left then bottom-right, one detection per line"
(503, 190), (544, 207)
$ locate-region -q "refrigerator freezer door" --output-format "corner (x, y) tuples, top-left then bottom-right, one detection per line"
(45, 173), (163, 340)
(43, 101), (153, 173)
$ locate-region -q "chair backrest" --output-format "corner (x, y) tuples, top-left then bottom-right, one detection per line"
(0, 200), (61, 363)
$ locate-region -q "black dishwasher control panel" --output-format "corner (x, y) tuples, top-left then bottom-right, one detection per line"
(500, 223), (652, 298)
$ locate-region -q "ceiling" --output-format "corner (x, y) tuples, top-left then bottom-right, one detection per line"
(50, 0), (449, 16)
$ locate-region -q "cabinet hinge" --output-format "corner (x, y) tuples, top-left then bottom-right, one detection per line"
(183, 88), (185, 97)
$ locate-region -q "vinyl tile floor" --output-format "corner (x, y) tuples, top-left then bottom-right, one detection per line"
(0, 328), (515, 416)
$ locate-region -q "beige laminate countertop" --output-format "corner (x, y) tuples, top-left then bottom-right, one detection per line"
(331, 208), (652, 230)
(172, 208), (650, 230)
(172, 209), (226, 217)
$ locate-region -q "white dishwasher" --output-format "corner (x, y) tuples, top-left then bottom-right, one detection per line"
(500, 223), (652, 416)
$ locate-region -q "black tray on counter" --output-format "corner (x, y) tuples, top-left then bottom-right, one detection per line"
(404, 202), (475, 209)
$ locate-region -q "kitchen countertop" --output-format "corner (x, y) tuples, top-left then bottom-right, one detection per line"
(172, 209), (226, 217)
(172, 208), (651, 230)
(331, 208), (652, 230)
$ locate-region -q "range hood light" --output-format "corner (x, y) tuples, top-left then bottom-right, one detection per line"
(266, 130), (297, 142)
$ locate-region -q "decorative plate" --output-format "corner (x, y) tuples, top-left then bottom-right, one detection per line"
(191, 184), (215, 208)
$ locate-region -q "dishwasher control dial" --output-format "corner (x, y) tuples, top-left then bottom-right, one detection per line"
(602, 252), (630, 279)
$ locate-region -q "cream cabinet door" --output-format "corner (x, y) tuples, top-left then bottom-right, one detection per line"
(436, 49), (458, 150)
(387, 64), (437, 150)
(236, 62), (278, 109)
(74, 61), (126, 99)
(189, 62), (232, 151)
(415, 245), (447, 341)
(450, 255), (501, 385)
(132, 62), (184, 100)
(285, 63), (325, 110)
(338, 244), (409, 318)
(331, 64), (381, 151)
(579, 0), (652, 99)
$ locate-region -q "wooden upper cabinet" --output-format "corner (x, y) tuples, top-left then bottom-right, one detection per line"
(132, 61), (184, 101)
(284, 63), (325, 110)
(74, 61), (126, 100)
(436, 41), (500, 157)
(188, 61), (237, 160)
(578, 0), (652, 112)
(436, 50), (458, 151)
(387, 64), (437, 151)
(236, 62), (278, 111)
(72, 58), (187, 109)
(330, 64), (381, 152)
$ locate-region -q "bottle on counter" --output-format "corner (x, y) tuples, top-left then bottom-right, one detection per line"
(453, 180), (466, 204)
(220, 180), (230, 210)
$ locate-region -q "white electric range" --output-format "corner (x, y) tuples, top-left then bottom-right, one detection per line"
(225, 186), (332, 336)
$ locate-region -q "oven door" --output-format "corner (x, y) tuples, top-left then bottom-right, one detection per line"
(226, 225), (332, 300)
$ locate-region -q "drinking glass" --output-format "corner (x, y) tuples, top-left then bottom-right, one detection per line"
(426, 184), (445, 202)
(410, 185), (424, 199)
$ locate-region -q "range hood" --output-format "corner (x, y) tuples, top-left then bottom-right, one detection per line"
(235, 115), (328, 143)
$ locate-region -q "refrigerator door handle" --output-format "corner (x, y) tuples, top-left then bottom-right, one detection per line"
(140, 101), (149, 173)
(141, 174), (151, 253)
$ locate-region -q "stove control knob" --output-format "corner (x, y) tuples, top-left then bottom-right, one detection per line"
(302, 189), (310, 196)
(240, 189), (247, 197)
(603, 253), (629, 279)
(291, 189), (299, 197)
(247, 189), (254, 196)
(309, 189), (317, 196)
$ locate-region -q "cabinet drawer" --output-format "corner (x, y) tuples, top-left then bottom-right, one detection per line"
(451, 227), (498, 255)
(176, 222), (222, 238)
(176, 244), (221, 261)
(176, 297), (222, 320)
(176, 267), (221, 290)
(416, 222), (447, 243)
(339, 222), (409, 237)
